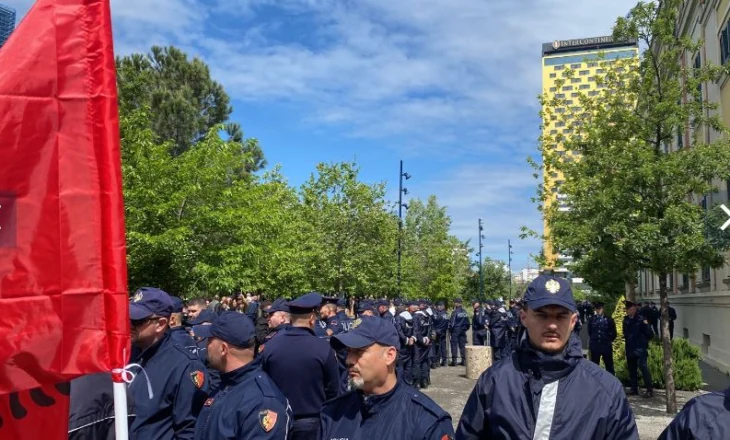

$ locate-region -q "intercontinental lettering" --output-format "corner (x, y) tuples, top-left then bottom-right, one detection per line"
(552, 36), (615, 50)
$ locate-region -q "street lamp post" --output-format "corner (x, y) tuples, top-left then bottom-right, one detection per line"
(508, 239), (514, 299)
(397, 160), (411, 296)
(478, 218), (484, 301)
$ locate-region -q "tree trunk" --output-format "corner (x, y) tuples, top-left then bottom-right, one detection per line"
(658, 273), (677, 414)
(627, 277), (637, 303)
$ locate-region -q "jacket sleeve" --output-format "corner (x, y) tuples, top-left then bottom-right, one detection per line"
(240, 397), (292, 440)
(657, 398), (698, 440)
(609, 318), (618, 342)
(173, 362), (210, 440)
(604, 388), (639, 440)
(323, 348), (341, 400)
(641, 321), (654, 339)
(455, 372), (491, 439)
(422, 416), (455, 440)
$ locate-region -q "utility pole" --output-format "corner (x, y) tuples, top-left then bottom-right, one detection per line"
(478, 218), (484, 301)
(508, 239), (514, 300)
(397, 160), (410, 296)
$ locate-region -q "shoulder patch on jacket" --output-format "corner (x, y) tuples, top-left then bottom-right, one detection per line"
(255, 374), (278, 398)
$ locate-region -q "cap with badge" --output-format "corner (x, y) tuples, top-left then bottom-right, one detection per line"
(288, 292), (323, 313)
(129, 287), (174, 320)
(330, 316), (400, 350)
(623, 300), (638, 308)
(193, 311), (256, 348)
(266, 298), (290, 314)
(523, 275), (576, 312)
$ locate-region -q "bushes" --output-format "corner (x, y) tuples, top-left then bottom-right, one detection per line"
(614, 338), (703, 391)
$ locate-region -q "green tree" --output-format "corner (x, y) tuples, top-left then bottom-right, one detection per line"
(299, 162), (398, 296)
(537, 0), (730, 412)
(401, 196), (471, 302)
(116, 46), (266, 171)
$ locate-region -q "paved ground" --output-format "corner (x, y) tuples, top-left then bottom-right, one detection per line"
(421, 360), (717, 439)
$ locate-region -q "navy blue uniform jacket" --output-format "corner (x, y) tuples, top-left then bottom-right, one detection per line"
(659, 387), (730, 439)
(320, 380), (454, 440)
(194, 362), (292, 440)
(623, 314), (653, 357)
(456, 334), (638, 440)
(449, 307), (470, 333)
(260, 326), (340, 418)
(129, 331), (210, 440)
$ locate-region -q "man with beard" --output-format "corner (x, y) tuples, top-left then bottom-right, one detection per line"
(456, 276), (638, 439)
(320, 317), (454, 439)
(256, 299), (291, 356)
(193, 312), (291, 439)
(128, 288), (210, 440)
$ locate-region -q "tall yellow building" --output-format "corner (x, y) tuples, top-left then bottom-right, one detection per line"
(540, 36), (638, 275)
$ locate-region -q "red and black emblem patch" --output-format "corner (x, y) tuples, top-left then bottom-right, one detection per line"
(204, 398), (214, 406)
(259, 409), (278, 432)
(190, 371), (205, 389)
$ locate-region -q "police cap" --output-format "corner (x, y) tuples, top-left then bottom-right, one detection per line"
(336, 298), (347, 307)
(436, 301), (444, 306)
(188, 309), (217, 325)
(129, 287), (173, 320)
(267, 298), (290, 314)
(288, 292), (323, 313)
(454, 297), (463, 304)
(523, 275), (576, 312)
(193, 311), (255, 348)
(331, 316), (400, 350)
(594, 301), (605, 308)
(170, 296), (185, 314)
(624, 300), (638, 308)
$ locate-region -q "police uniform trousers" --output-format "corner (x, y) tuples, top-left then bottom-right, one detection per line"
(473, 329), (486, 346)
(414, 343), (431, 386)
(627, 349), (653, 393)
(589, 342), (615, 375)
(399, 345), (415, 385)
(450, 332), (467, 363)
(432, 333), (448, 366)
(291, 417), (320, 440)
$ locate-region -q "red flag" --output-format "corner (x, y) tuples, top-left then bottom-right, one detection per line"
(0, 0), (129, 436)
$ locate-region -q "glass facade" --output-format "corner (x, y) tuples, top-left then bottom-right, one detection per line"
(0, 4), (16, 49)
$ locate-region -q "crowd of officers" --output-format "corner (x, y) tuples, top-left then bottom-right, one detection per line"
(65, 279), (722, 440)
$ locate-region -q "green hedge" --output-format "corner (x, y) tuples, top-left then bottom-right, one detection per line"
(612, 338), (703, 391)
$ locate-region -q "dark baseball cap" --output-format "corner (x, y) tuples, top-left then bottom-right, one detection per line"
(523, 275), (576, 312)
(624, 300), (638, 308)
(288, 292), (323, 313)
(129, 287), (174, 320)
(331, 316), (400, 350)
(454, 297), (463, 303)
(193, 311), (256, 348)
(188, 309), (217, 325)
(336, 298), (347, 307)
(267, 298), (290, 314)
(170, 296), (185, 313)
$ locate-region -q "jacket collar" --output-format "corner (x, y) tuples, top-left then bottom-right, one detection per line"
(220, 361), (259, 387)
(517, 331), (582, 385)
(286, 326), (315, 336)
(360, 380), (402, 416)
(135, 330), (171, 364)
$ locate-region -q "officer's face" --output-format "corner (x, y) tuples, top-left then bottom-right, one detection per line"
(187, 305), (204, 319)
(346, 343), (396, 393)
(131, 316), (168, 349)
(268, 311), (288, 328)
(520, 305), (576, 354)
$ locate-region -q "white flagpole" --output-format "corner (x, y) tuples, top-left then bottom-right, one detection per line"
(112, 368), (129, 440)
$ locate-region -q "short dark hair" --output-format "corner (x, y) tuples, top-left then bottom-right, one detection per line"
(187, 298), (207, 308)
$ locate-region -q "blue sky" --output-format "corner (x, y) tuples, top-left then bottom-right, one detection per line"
(7, 0), (638, 271)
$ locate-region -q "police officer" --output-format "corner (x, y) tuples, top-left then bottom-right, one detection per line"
(246, 294), (260, 321)
(260, 292), (340, 440)
(413, 299), (432, 389)
(624, 300), (654, 398)
(667, 301), (677, 340)
(456, 276), (638, 439)
(587, 301), (617, 375)
(319, 302), (342, 337)
(379, 300), (395, 322)
(431, 301), (449, 368)
(169, 296), (197, 351)
(658, 387), (730, 439)
(395, 300), (418, 385)
(128, 288), (210, 440)
(256, 299), (291, 356)
(471, 300), (488, 346)
(193, 312), (292, 439)
(321, 317), (455, 439)
(448, 298), (470, 366)
(487, 300), (509, 361)
(335, 298), (354, 333)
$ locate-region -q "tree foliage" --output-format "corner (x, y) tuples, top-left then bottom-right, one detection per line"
(535, 0), (730, 412)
